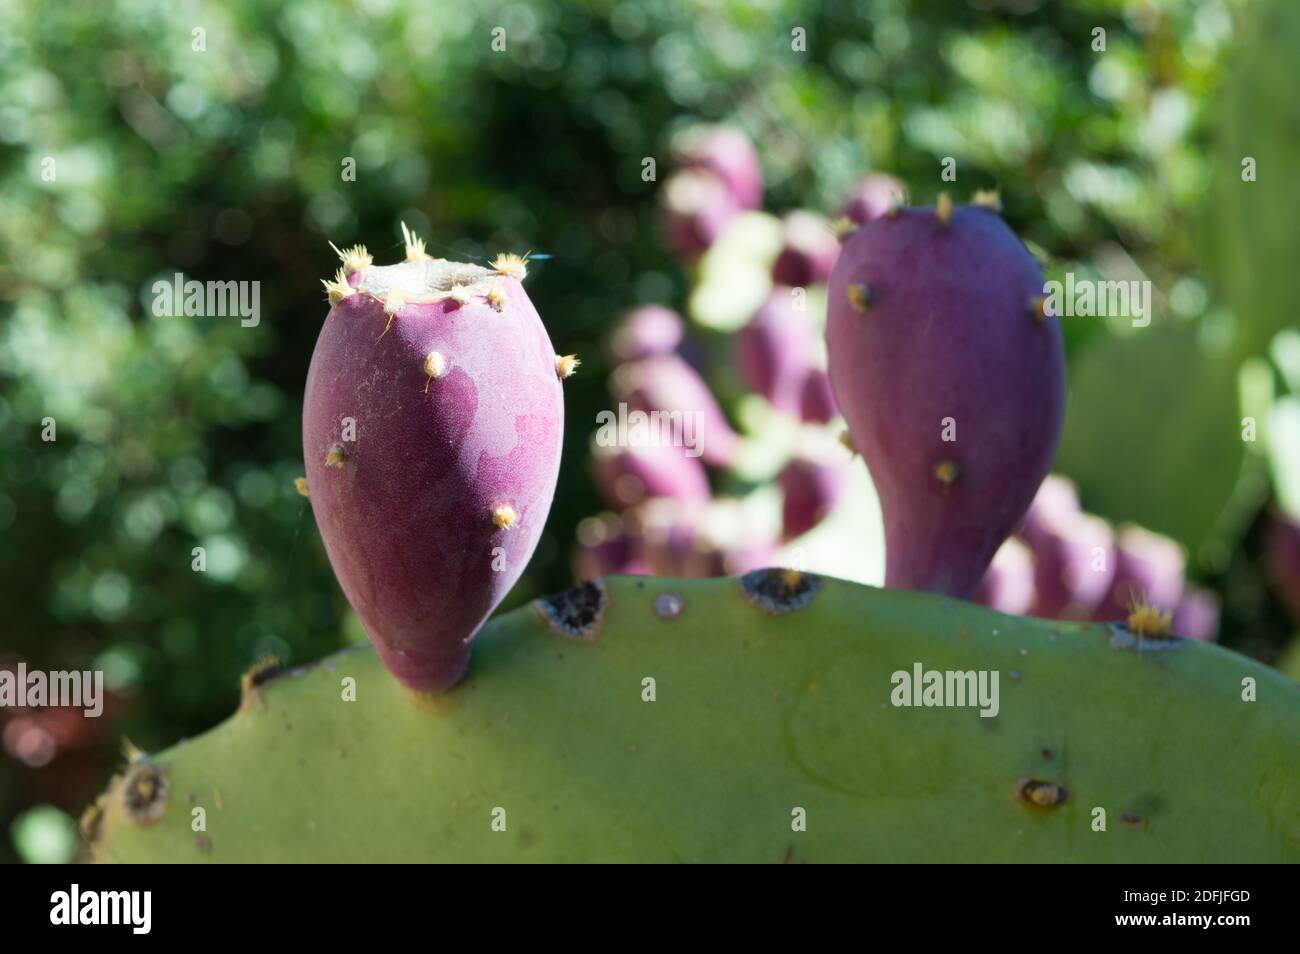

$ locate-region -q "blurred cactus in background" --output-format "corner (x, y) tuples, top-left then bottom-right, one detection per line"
(2, 0), (1298, 862)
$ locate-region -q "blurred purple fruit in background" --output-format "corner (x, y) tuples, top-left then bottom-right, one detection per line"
(1172, 585), (1220, 641)
(976, 537), (1036, 616)
(609, 305), (685, 363)
(659, 170), (742, 259)
(611, 353), (740, 468)
(575, 512), (649, 580)
(1027, 511), (1116, 620)
(672, 124), (763, 210)
(771, 211), (841, 287)
(734, 289), (818, 415)
(1019, 474), (1081, 547)
(839, 173), (906, 225)
(779, 455), (848, 541)
(591, 442), (711, 511)
(799, 367), (839, 424)
(1094, 524), (1186, 621)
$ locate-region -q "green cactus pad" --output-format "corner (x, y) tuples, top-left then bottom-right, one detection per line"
(87, 573), (1299, 862)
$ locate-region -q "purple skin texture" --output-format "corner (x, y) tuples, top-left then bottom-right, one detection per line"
(779, 456), (847, 540)
(826, 202), (1067, 599)
(734, 289), (818, 415)
(840, 174), (906, 225)
(1265, 511), (1300, 624)
(799, 368), (839, 424)
(304, 250), (563, 693)
(1171, 586), (1219, 641)
(612, 353), (740, 468)
(1026, 511), (1116, 620)
(609, 305), (685, 363)
(659, 170), (741, 259)
(592, 442), (711, 510)
(975, 537), (1036, 616)
(673, 124), (763, 209)
(771, 211), (842, 288)
(1093, 525), (1186, 621)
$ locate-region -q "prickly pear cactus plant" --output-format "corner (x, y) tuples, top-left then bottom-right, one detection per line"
(827, 196), (1066, 599)
(86, 573), (1299, 862)
(302, 225), (571, 692)
(79, 118), (1290, 865)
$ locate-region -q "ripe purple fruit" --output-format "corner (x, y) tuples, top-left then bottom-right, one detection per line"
(612, 353), (740, 469)
(659, 170), (741, 260)
(839, 173), (905, 226)
(303, 230), (567, 693)
(771, 212), (841, 288)
(975, 538), (1036, 616)
(799, 368), (839, 424)
(1093, 525), (1186, 621)
(1025, 511), (1115, 620)
(672, 124), (763, 210)
(1172, 586), (1220, 642)
(609, 305), (684, 362)
(575, 513), (649, 580)
(1019, 474), (1081, 545)
(591, 442), (711, 510)
(826, 197), (1067, 599)
(631, 498), (774, 577)
(778, 455), (848, 540)
(733, 289), (818, 415)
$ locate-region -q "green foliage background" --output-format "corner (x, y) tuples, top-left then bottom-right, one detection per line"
(1, 0), (1296, 862)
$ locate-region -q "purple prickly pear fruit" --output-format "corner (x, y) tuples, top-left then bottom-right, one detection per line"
(1265, 510), (1300, 624)
(672, 124), (763, 209)
(778, 455), (847, 540)
(1019, 474), (1081, 546)
(609, 305), (684, 362)
(839, 173), (906, 226)
(611, 353), (740, 468)
(720, 540), (778, 575)
(633, 499), (722, 578)
(975, 537), (1035, 616)
(771, 211), (842, 288)
(1171, 586), (1220, 642)
(1025, 511), (1115, 620)
(659, 170), (741, 259)
(799, 368), (839, 424)
(825, 198), (1067, 599)
(632, 498), (775, 577)
(1093, 525), (1186, 621)
(303, 231), (567, 693)
(733, 289), (818, 415)
(591, 442), (711, 510)
(575, 513), (650, 580)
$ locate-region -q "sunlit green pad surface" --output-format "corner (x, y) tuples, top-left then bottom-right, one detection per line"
(89, 574), (1299, 863)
